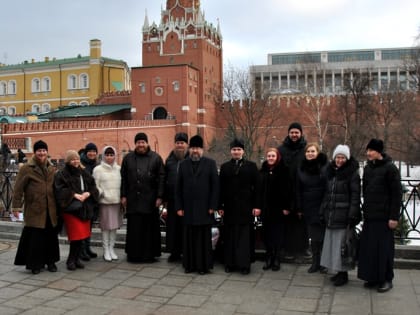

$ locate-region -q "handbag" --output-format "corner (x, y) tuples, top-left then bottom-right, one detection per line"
(65, 199), (83, 213)
(341, 225), (360, 268)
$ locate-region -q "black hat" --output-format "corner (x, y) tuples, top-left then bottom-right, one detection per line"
(288, 122), (303, 133)
(230, 138), (245, 150)
(189, 135), (203, 148)
(134, 132), (148, 143)
(33, 140), (48, 152)
(366, 138), (384, 153)
(175, 132), (188, 143)
(85, 142), (98, 152)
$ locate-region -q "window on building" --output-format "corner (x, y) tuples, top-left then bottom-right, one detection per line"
(173, 81), (180, 91)
(139, 83), (146, 93)
(80, 101), (89, 106)
(42, 77), (51, 91)
(32, 78), (40, 92)
(8, 81), (16, 95)
(32, 104), (40, 113)
(80, 73), (89, 88)
(68, 101), (77, 106)
(68, 75), (77, 89)
(0, 107), (6, 115)
(41, 103), (51, 112)
(7, 106), (16, 115)
(0, 81), (6, 95)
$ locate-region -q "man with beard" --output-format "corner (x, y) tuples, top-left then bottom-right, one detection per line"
(164, 132), (189, 262)
(175, 135), (219, 275)
(277, 122), (310, 261)
(219, 138), (261, 275)
(121, 132), (165, 263)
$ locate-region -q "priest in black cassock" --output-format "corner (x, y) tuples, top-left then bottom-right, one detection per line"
(218, 138), (261, 275)
(175, 135), (219, 275)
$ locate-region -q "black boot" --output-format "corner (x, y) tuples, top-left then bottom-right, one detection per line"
(67, 241), (78, 271)
(74, 240), (85, 269)
(85, 237), (98, 258)
(271, 250), (281, 271)
(79, 239), (90, 261)
(308, 241), (321, 273)
(333, 272), (348, 286)
(262, 251), (273, 270)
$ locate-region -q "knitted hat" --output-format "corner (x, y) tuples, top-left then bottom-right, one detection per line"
(288, 122), (303, 133)
(33, 140), (48, 152)
(230, 138), (245, 150)
(134, 132), (148, 143)
(174, 132), (188, 143)
(65, 150), (80, 163)
(85, 142), (98, 152)
(189, 135), (203, 148)
(333, 144), (350, 160)
(366, 138), (384, 153)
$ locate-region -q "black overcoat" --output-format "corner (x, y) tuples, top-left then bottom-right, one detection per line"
(175, 156), (219, 225)
(219, 159), (261, 225)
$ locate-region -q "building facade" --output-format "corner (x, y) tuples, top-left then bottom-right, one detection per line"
(0, 39), (131, 115)
(132, 0), (223, 144)
(250, 47), (418, 95)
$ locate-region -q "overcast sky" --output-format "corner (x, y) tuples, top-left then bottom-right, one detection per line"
(1, 0), (419, 69)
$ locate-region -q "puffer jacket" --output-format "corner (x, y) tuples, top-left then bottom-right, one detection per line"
(362, 154), (402, 221)
(320, 157), (361, 229)
(92, 146), (121, 204)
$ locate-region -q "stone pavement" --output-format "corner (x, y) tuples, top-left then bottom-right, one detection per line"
(0, 241), (420, 315)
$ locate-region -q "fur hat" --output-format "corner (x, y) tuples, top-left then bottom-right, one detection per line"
(65, 150), (80, 164)
(189, 135), (203, 148)
(174, 132), (188, 143)
(84, 142), (98, 152)
(230, 138), (245, 150)
(288, 122), (303, 133)
(333, 144), (350, 160)
(134, 132), (148, 143)
(33, 140), (48, 152)
(366, 138), (384, 153)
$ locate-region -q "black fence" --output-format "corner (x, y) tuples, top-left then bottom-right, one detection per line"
(1, 169), (419, 243)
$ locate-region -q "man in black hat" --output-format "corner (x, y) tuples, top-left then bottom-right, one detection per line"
(164, 132), (189, 262)
(277, 122), (310, 261)
(218, 138), (261, 275)
(121, 132), (165, 263)
(175, 135), (219, 274)
(358, 139), (402, 293)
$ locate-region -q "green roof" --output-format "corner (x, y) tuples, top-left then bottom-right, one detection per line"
(37, 104), (131, 119)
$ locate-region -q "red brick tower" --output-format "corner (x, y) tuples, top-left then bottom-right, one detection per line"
(132, 0), (223, 144)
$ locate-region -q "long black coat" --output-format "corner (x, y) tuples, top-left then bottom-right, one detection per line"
(175, 156), (219, 226)
(320, 157), (361, 229)
(219, 159), (261, 225)
(164, 150), (188, 202)
(296, 153), (328, 225)
(120, 148), (165, 214)
(259, 160), (291, 221)
(362, 154), (402, 221)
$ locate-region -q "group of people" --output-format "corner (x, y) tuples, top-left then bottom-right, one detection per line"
(11, 122), (402, 294)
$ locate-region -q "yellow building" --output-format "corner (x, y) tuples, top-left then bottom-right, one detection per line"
(0, 39), (131, 115)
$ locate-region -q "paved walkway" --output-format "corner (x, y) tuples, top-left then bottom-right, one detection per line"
(0, 240), (419, 315)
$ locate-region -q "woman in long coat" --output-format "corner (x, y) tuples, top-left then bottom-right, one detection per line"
(54, 150), (99, 271)
(259, 148), (291, 271)
(296, 143), (328, 273)
(320, 145), (361, 286)
(13, 140), (60, 274)
(93, 146), (122, 262)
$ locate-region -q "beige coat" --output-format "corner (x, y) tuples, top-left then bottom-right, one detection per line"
(12, 157), (58, 228)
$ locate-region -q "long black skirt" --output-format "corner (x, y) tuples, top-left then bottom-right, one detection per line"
(125, 212), (161, 262)
(14, 216), (60, 271)
(165, 201), (183, 256)
(357, 220), (395, 283)
(284, 214), (309, 255)
(224, 223), (252, 269)
(262, 220), (286, 252)
(182, 224), (213, 272)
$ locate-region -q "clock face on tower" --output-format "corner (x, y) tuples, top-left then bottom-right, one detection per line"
(154, 87), (164, 96)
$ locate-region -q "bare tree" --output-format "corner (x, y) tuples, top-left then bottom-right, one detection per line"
(210, 65), (285, 164)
